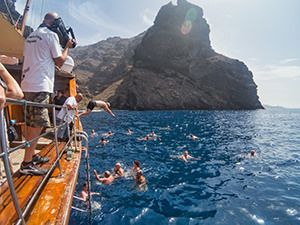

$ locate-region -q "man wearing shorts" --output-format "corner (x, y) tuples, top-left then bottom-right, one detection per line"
(79, 100), (115, 117)
(20, 12), (75, 175)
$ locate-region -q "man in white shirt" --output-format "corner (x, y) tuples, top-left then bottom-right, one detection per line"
(56, 93), (83, 139)
(20, 12), (75, 176)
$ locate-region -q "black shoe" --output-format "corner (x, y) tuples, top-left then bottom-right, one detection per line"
(20, 163), (48, 176)
(32, 154), (49, 164)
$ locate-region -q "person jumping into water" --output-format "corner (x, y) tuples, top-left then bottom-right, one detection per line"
(79, 100), (115, 117)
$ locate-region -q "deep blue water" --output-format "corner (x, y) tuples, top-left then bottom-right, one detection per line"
(69, 108), (300, 225)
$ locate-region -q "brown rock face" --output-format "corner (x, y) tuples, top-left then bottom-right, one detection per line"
(71, 0), (263, 110)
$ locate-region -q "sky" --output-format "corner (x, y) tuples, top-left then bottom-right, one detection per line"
(15, 0), (300, 108)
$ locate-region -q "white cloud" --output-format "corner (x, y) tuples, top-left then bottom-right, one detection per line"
(140, 9), (156, 26)
(68, 1), (132, 36)
(254, 64), (300, 81)
(279, 58), (299, 64)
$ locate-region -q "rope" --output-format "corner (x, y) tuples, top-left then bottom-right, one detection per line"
(4, 0), (15, 24)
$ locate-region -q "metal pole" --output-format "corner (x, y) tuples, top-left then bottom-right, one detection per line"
(73, 116), (77, 152)
(0, 110), (26, 225)
(20, 0), (32, 34)
(52, 107), (64, 177)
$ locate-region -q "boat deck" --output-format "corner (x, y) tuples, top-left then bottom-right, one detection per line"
(0, 138), (82, 225)
(0, 136), (50, 185)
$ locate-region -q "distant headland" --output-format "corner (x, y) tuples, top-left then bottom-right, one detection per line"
(71, 0), (263, 110)
(1, 0), (263, 110)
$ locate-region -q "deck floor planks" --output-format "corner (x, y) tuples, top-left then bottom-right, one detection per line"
(0, 142), (66, 225)
(27, 149), (81, 225)
(0, 143), (55, 210)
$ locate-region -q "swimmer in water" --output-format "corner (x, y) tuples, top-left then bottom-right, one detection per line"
(151, 131), (157, 137)
(90, 130), (98, 137)
(181, 151), (200, 162)
(99, 137), (109, 145)
(134, 170), (146, 188)
(126, 129), (133, 135)
(94, 170), (114, 184)
(81, 182), (100, 201)
(246, 150), (256, 157)
(103, 131), (114, 137)
(190, 134), (198, 140)
(113, 163), (124, 177)
(132, 160), (140, 176)
(138, 134), (152, 141)
(159, 126), (171, 130)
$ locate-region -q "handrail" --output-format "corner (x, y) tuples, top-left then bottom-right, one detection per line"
(0, 97), (82, 225)
(0, 110), (26, 225)
(71, 130), (92, 225)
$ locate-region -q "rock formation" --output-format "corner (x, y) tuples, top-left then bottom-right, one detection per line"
(71, 0), (263, 110)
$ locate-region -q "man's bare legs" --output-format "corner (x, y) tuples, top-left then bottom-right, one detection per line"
(24, 126), (43, 162)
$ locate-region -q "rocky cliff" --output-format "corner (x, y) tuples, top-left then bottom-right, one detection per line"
(70, 0), (263, 110)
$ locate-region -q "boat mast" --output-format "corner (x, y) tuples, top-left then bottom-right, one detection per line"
(20, 0), (31, 35)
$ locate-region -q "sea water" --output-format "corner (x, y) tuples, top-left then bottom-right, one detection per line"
(69, 107), (300, 225)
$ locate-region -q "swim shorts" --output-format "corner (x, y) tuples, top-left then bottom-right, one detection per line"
(87, 100), (96, 111)
(24, 92), (50, 127)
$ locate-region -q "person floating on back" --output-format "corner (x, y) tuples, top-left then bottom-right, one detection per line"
(159, 126), (171, 130)
(79, 100), (115, 117)
(181, 151), (200, 163)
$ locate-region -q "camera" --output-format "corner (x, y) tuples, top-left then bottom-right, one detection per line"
(49, 17), (76, 48)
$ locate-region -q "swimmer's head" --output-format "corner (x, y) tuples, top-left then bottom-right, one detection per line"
(115, 163), (121, 169)
(251, 150), (255, 156)
(134, 160), (140, 168)
(101, 137), (104, 141)
(184, 151), (188, 156)
(136, 169), (143, 177)
(92, 130), (95, 133)
(108, 131), (111, 134)
(104, 171), (111, 178)
(83, 181), (87, 190)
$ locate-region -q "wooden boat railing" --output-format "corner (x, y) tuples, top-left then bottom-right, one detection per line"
(0, 98), (91, 225)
